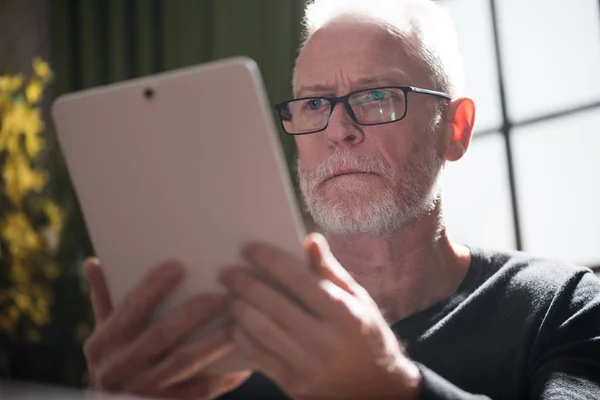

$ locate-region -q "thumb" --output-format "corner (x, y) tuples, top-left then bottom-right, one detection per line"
(304, 233), (358, 295)
(83, 258), (114, 325)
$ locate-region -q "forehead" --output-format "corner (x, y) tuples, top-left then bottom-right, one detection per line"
(294, 17), (426, 96)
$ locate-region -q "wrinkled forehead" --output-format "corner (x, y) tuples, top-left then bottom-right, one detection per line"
(294, 16), (429, 97)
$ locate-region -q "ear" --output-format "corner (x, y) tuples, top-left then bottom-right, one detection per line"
(443, 97), (476, 162)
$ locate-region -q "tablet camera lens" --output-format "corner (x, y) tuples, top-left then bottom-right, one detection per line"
(144, 87), (155, 99)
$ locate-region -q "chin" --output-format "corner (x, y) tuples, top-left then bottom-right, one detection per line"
(305, 184), (441, 237)
(306, 193), (404, 237)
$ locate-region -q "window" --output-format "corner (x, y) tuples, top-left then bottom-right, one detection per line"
(438, 0), (600, 268)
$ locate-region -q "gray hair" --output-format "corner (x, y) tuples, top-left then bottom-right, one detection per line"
(295, 0), (464, 97)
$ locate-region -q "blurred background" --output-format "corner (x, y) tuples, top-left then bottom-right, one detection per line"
(0, 0), (599, 391)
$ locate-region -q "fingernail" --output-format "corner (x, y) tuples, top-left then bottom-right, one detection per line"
(84, 257), (100, 268)
(83, 257), (98, 274)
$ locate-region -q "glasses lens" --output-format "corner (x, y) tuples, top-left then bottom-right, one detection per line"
(279, 98), (331, 134)
(349, 88), (406, 124)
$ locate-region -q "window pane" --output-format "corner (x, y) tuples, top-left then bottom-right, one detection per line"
(442, 133), (515, 251)
(439, 0), (502, 133)
(497, 0), (600, 121)
(513, 108), (600, 266)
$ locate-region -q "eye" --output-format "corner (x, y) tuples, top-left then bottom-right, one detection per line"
(306, 98), (325, 110)
(368, 90), (388, 101)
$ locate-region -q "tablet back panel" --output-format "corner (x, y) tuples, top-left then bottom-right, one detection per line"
(52, 57), (306, 320)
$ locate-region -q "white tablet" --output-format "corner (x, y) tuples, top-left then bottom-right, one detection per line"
(51, 57), (306, 372)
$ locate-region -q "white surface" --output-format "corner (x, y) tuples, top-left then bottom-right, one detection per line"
(512, 108), (600, 266)
(439, 0), (502, 133)
(497, 0), (600, 122)
(442, 133), (516, 251)
(51, 57), (306, 373)
(0, 380), (150, 400)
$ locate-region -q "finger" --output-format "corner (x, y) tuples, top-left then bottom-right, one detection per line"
(83, 258), (113, 324)
(103, 293), (228, 388)
(241, 242), (344, 319)
(220, 267), (325, 350)
(109, 259), (185, 338)
(128, 326), (235, 392)
(137, 371), (251, 400)
(231, 299), (313, 371)
(305, 233), (362, 296)
(233, 326), (293, 388)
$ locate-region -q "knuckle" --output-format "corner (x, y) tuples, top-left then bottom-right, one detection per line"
(83, 335), (103, 364)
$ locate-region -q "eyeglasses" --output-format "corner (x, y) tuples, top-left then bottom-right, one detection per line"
(274, 86), (451, 135)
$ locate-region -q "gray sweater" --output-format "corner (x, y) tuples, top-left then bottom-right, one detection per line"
(221, 248), (600, 399)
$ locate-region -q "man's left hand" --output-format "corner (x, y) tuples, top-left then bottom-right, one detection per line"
(219, 233), (422, 400)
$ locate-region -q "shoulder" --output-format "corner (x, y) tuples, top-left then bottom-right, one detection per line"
(471, 248), (597, 291)
(470, 248), (600, 316)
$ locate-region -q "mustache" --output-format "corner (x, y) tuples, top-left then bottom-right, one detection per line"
(297, 149), (393, 187)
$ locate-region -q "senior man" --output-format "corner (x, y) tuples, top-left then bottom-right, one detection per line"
(81, 0), (600, 399)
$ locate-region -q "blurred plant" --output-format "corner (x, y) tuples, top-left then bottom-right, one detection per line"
(0, 58), (64, 343)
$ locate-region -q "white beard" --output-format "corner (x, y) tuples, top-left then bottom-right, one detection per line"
(297, 132), (443, 237)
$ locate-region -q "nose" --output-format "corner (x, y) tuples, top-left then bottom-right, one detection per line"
(323, 103), (364, 146)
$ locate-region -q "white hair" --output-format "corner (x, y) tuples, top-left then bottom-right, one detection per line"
(297, 0), (464, 97)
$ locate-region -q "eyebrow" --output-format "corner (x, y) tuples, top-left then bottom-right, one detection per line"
(295, 70), (412, 98)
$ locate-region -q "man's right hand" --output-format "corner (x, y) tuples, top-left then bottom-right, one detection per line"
(82, 258), (251, 399)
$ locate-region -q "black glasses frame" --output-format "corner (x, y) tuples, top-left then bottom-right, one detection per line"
(274, 85), (452, 136)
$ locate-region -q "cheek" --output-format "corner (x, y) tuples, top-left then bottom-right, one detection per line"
(295, 136), (326, 170)
(366, 124), (418, 166)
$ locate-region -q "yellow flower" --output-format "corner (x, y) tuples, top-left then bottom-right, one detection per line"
(0, 58), (58, 340)
(2, 102), (28, 129)
(8, 304), (20, 319)
(13, 289), (32, 310)
(1, 103), (45, 157)
(25, 79), (43, 105)
(0, 74), (24, 94)
(32, 58), (52, 83)
(0, 116), (19, 154)
(9, 260), (30, 284)
(2, 154), (47, 204)
(24, 129), (45, 160)
(1, 212), (42, 260)
(43, 201), (63, 232)
(0, 91), (11, 110)
(0, 127), (17, 155)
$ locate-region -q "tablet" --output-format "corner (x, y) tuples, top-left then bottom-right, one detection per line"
(51, 57), (306, 373)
